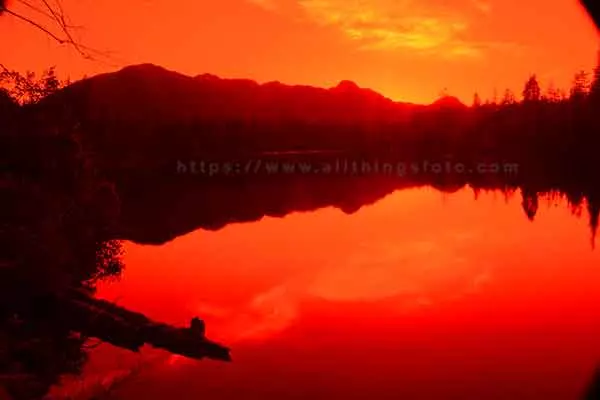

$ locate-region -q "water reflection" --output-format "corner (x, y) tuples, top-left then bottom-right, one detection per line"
(56, 188), (600, 399)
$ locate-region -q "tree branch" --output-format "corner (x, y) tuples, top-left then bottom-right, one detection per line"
(3, 7), (67, 45)
(2, 1), (124, 65)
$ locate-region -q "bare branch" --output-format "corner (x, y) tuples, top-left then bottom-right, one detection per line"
(3, 8), (68, 45)
(2, 1), (126, 66)
(14, 0), (55, 20)
(41, 0), (88, 58)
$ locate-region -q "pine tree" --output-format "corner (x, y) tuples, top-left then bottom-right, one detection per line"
(590, 48), (600, 102)
(522, 74), (541, 103)
(501, 88), (516, 105)
(545, 82), (561, 103)
(570, 70), (590, 101)
(472, 92), (481, 107)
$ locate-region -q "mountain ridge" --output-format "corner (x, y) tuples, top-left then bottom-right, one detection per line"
(32, 63), (462, 127)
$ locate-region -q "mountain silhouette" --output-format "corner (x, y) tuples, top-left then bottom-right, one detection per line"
(32, 63), (420, 128)
(431, 95), (467, 109)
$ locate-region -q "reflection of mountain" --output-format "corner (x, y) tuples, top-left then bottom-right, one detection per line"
(116, 170), (599, 246)
(19, 64), (600, 244)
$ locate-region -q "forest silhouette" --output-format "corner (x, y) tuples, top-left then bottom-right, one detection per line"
(2, 57), (600, 399)
(11, 60), (599, 245)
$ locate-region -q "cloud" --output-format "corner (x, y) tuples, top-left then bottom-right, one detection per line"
(246, 0), (280, 11)
(470, 0), (492, 14)
(248, 0), (503, 58)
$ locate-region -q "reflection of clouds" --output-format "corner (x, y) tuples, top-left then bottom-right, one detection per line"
(308, 261), (423, 301)
(193, 302), (230, 318)
(468, 270), (493, 292)
(239, 285), (300, 340)
(50, 353), (157, 399)
(307, 240), (437, 301)
(191, 231), (492, 344)
(308, 235), (487, 302)
(191, 285), (301, 343)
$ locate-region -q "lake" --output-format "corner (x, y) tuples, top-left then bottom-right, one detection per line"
(52, 187), (600, 400)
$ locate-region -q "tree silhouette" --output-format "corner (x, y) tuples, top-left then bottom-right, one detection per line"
(570, 70), (590, 101)
(590, 49), (600, 103)
(491, 87), (498, 105)
(472, 92), (482, 107)
(522, 74), (541, 103)
(2, 68), (125, 399)
(544, 82), (561, 103)
(501, 88), (516, 105)
(0, 64), (69, 104)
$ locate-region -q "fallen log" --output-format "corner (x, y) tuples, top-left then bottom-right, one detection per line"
(52, 288), (232, 362)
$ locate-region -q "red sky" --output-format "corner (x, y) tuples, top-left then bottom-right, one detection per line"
(1, 0), (599, 104)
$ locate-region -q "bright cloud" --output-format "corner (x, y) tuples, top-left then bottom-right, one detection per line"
(247, 0), (501, 58)
(246, 0), (280, 11)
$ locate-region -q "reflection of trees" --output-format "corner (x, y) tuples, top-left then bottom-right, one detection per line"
(1, 68), (125, 399)
(0, 312), (88, 399)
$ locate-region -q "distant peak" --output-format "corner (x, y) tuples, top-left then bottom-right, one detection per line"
(118, 63), (168, 74)
(431, 95), (466, 108)
(194, 73), (220, 81)
(334, 80), (360, 91)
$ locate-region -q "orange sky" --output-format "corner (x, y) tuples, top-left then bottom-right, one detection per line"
(2, 0), (599, 103)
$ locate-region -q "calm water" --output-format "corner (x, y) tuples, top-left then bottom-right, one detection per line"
(54, 188), (600, 399)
